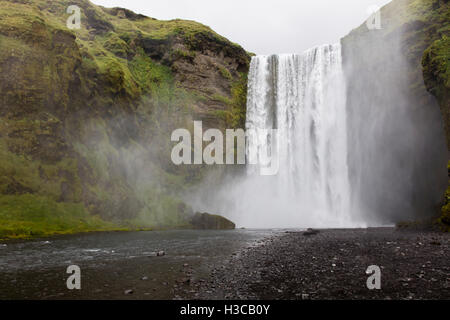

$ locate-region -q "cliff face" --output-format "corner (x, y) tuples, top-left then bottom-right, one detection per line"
(0, 0), (250, 237)
(341, 0), (449, 225)
(420, 1), (450, 229)
(421, 2), (450, 149)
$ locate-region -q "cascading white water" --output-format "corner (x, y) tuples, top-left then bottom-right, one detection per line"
(192, 39), (446, 228)
(190, 44), (364, 228)
(242, 44), (356, 228)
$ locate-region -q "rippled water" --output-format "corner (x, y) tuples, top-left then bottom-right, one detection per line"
(0, 229), (281, 299)
(0, 229), (277, 273)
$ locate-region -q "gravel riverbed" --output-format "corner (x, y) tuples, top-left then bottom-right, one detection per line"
(178, 228), (450, 300)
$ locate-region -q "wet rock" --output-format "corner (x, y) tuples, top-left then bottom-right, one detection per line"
(190, 212), (235, 230)
(157, 251), (166, 256)
(182, 228), (449, 300)
(303, 228), (320, 236)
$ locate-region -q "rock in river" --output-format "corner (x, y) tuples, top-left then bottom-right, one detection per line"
(303, 228), (320, 236)
(190, 212), (236, 230)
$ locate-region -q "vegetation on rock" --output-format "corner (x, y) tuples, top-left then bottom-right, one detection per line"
(419, 0), (450, 230)
(0, 0), (250, 239)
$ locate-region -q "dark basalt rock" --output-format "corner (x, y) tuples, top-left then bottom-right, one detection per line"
(103, 7), (149, 21)
(303, 228), (320, 236)
(85, 8), (114, 34)
(190, 212), (236, 230)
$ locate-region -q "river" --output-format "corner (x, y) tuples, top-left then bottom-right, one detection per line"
(0, 229), (279, 299)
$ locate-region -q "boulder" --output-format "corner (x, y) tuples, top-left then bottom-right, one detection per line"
(190, 212), (235, 230)
(303, 228), (320, 236)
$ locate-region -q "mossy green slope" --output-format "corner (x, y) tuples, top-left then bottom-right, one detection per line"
(419, 0), (450, 231)
(0, 0), (250, 239)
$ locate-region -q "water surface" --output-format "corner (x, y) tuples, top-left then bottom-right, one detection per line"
(0, 229), (279, 299)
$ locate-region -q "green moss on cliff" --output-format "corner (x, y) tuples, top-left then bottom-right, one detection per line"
(230, 73), (249, 128)
(207, 73), (248, 129)
(423, 36), (450, 144)
(102, 32), (130, 58)
(438, 169), (450, 232)
(0, 0), (250, 239)
(419, 1), (450, 230)
(129, 49), (174, 95)
(0, 194), (119, 239)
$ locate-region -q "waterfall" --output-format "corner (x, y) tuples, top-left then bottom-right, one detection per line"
(192, 39), (446, 228)
(242, 44), (356, 228)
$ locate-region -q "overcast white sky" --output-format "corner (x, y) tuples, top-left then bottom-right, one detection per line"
(92, 0), (391, 54)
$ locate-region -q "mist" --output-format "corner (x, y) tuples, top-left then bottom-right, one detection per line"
(186, 1), (448, 228)
(342, 16), (448, 225)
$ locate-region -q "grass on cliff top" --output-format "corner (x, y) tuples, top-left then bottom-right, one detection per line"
(8, 0), (244, 49)
(346, 0), (449, 37)
(0, 0), (245, 102)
